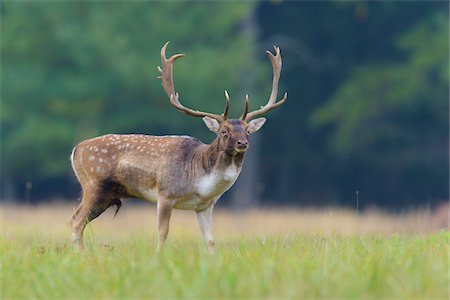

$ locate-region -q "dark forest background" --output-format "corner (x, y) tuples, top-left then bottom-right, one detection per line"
(1, 1), (448, 209)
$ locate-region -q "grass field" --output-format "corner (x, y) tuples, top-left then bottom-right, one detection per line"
(1, 203), (448, 299)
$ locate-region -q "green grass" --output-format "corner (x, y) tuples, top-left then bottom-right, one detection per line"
(1, 232), (448, 299)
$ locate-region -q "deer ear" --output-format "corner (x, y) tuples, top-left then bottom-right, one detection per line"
(247, 117), (266, 134)
(203, 116), (220, 133)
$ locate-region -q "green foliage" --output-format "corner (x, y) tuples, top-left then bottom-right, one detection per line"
(312, 12), (448, 168)
(257, 2), (448, 205)
(1, 233), (447, 299)
(1, 1), (447, 206)
(1, 2), (256, 186)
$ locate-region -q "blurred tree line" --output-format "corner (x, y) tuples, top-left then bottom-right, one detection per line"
(1, 1), (448, 209)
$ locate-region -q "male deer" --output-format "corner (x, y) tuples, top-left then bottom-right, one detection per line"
(69, 42), (287, 252)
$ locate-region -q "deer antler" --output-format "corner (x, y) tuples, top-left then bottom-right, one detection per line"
(158, 42), (229, 122)
(241, 46), (287, 121)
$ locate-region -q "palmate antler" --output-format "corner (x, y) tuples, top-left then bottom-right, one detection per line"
(158, 42), (286, 123)
(158, 42), (229, 122)
(241, 46), (287, 122)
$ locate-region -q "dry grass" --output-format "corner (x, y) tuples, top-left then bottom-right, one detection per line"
(1, 202), (446, 242)
(2, 202), (448, 299)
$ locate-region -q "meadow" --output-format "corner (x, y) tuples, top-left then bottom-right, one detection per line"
(1, 203), (448, 299)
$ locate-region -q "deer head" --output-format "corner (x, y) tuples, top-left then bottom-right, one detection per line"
(158, 41), (287, 156)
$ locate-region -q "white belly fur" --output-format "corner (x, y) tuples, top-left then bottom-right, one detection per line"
(142, 164), (241, 210)
(142, 188), (158, 203)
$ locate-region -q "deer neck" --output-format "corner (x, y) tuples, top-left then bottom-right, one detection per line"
(198, 137), (245, 174)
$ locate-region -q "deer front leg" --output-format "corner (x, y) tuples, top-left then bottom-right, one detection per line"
(196, 204), (215, 254)
(156, 198), (174, 252)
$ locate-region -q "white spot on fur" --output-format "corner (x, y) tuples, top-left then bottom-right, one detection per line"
(89, 156), (95, 161)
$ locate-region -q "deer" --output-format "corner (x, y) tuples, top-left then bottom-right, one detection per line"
(69, 42), (287, 253)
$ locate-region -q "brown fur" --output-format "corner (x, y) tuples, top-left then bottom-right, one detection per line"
(69, 43), (286, 252)
(69, 120), (250, 250)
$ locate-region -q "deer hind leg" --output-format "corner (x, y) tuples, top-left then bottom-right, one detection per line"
(70, 189), (113, 251)
(70, 179), (126, 250)
(69, 202), (83, 229)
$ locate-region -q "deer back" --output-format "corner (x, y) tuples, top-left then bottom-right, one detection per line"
(72, 134), (207, 199)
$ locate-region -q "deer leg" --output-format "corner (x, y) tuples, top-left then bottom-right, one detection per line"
(69, 194), (91, 250)
(69, 202), (83, 229)
(196, 204), (215, 254)
(156, 199), (174, 251)
(70, 190), (109, 251)
(70, 205), (91, 250)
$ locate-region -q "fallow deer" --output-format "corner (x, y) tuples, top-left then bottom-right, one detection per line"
(69, 42), (287, 252)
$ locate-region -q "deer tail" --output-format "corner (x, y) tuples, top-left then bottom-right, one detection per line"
(111, 199), (122, 219)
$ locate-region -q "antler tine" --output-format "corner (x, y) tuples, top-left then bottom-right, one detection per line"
(159, 42), (225, 122)
(240, 94), (249, 120)
(223, 90), (230, 120)
(159, 41), (185, 99)
(244, 46), (287, 121)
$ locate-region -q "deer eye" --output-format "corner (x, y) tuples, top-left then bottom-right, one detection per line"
(221, 129), (229, 137)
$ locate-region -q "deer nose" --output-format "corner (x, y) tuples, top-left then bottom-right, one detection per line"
(236, 140), (248, 150)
